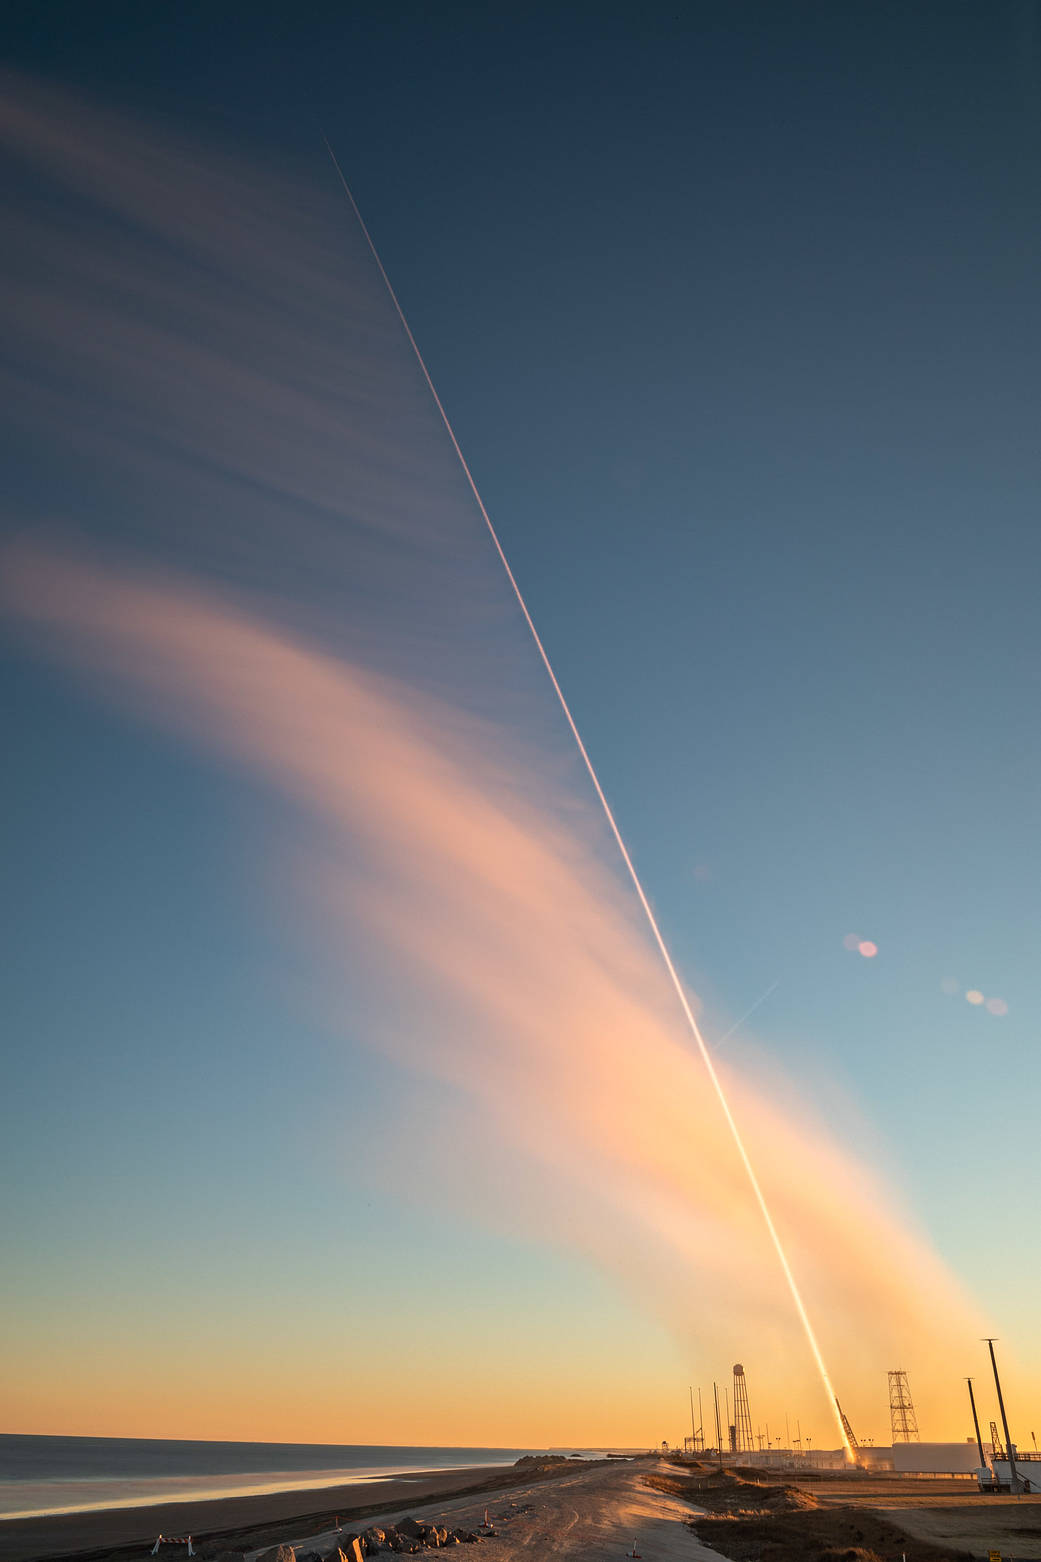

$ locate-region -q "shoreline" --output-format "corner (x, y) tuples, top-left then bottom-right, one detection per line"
(0, 1461), (605, 1562)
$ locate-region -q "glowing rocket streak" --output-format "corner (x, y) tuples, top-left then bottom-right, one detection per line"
(323, 141), (852, 1459)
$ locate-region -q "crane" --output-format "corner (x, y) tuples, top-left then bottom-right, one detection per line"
(836, 1399), (861, 1464)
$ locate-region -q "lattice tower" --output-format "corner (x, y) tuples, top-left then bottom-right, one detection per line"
(732, 1363), (754, 1454)
(888, 1369), (920, 1442)
(990, 1420), (1004, 1458)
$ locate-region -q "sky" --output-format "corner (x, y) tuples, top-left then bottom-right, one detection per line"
(2, 2), (1040, 1451)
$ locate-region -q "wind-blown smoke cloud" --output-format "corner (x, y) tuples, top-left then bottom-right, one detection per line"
(3, 543), (985, 1436)
(0, 74), (991, 1439)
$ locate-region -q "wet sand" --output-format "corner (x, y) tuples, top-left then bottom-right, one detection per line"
(0, 1466), (511, 1562)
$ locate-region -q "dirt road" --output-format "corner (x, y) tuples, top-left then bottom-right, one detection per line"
(247, 1460), (724, 1562)
(794, 1472), (1041, 1555)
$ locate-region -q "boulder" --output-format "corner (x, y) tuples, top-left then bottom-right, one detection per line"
(257, 1547), (296, 1562)
(397, 1521), (427, 1541)
(343, 1539), (365, 1562)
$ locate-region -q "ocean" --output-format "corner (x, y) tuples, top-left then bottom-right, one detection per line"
(0, 1435), (546, 1521)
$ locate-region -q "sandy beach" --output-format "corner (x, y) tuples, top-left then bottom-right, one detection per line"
(0, 1457), (726, 1562)
(0, 1466), (513, 1562)
(240, 1457), (717, 1562)
(10, 1453), (1041, 1562)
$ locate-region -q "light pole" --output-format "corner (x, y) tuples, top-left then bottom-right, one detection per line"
(985, 1339), (1023, 1494)
(966, 1378), (986, 1471)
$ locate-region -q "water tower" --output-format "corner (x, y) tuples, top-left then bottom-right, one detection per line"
(733, 1363), (754, 1454)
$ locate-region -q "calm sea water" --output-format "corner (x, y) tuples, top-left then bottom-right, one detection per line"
(0, 1436), (548, 1521)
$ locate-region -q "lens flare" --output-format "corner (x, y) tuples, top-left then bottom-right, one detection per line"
(965, 989), (985, 1006)
(857, 941), (877, 958)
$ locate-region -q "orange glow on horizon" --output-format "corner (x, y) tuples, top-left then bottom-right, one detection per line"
(1, 542), (1001, 1446)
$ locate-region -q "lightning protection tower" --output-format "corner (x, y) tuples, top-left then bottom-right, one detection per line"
(733, 1364), (754, 1454)
(888, 1370), (920, 1442)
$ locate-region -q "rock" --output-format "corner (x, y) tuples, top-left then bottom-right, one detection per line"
(343, 1540), (365, 1562)
(298, 1552), (322, 1562)
(397, 1520), (427, 1541)
(258, 1547), (296, 1562)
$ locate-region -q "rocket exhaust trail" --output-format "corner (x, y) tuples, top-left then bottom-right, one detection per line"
(323, 140), (851, 1459)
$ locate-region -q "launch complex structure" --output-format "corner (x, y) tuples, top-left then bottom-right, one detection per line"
(680, 1343), (1037, 1486)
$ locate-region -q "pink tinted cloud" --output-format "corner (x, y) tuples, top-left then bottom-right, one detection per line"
(2, 542), (987, 1433)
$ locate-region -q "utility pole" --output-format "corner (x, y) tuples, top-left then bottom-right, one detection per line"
(985, 1339), (1023, 1493)
(690, 1386), (697, 1456)
(713, 1382), (723, 1469)
(966, 1378), (986, 1470)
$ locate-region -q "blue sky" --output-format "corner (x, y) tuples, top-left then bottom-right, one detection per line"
(2, 2), (1040, 1445)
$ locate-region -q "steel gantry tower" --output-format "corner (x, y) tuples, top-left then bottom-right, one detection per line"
(888, 1370), (920, 1442)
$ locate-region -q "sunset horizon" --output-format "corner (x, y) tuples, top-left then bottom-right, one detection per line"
(3, 6), (1040, 1558)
